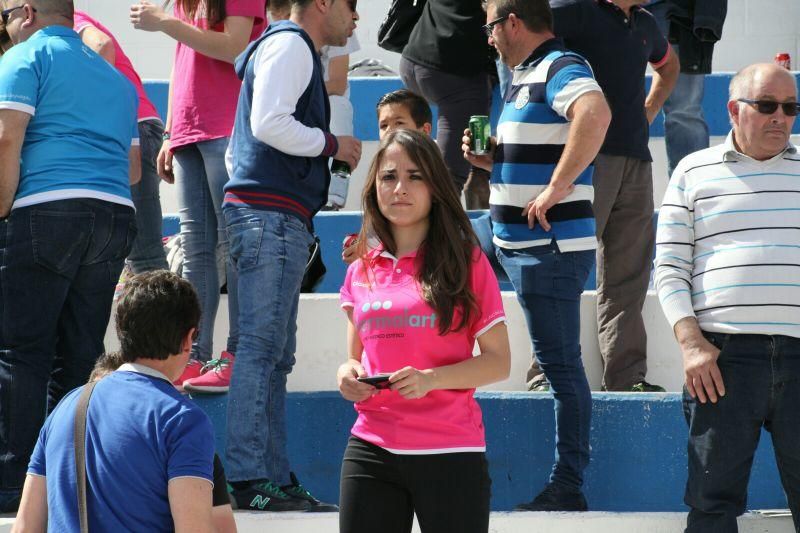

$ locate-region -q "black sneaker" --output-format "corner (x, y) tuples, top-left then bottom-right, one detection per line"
(630, 380), (666, 392)
(281, 472), (339, 512)
(528, 379), (551, 392)
(514, 483), (588, 512)
(229, 479), (311, 512)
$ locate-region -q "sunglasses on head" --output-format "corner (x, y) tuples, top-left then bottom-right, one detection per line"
(738, 98), (800, 117)
(1, 4), (34, 25)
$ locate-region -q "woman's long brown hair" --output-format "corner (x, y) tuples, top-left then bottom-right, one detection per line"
(166, 0), (227, 26)
(357, 129), (479, 335)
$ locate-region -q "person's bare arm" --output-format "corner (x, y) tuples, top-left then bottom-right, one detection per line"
(211, 504), (237, 533)
(645, 48), (680, 124)
(11, 475), (47, 533)
(389, 322), (511, 399)
(525, 90), (611, 230)
(0, 109), (30, 217)
(78, 26), (116, 64)
(674, 317), (725, 404)
(337, 309), (377, 402)
(131, 1), (254, 64)
(168, 477), (216, 533)
(325, 55), (349, 96)
(158, 68), (175, 183)
(129, 146), (142, 185)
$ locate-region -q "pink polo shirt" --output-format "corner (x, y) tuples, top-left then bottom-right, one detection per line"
(169, 0), (266, 150)
(73, 11), (161, 122)
(340, 246), (506, 454)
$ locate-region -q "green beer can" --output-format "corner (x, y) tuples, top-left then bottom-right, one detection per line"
(469, 115), (491, 155)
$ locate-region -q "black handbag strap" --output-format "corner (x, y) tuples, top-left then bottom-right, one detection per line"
(74, 381), (98, 533)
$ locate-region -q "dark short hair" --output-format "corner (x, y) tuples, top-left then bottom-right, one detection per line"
(268, 0), (292, 13)
(115, 270), (201, 362)
(484, 0), (553, 33)
(376, 89), (433, 128)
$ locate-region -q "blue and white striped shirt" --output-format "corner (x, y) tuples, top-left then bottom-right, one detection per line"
(491, 39), (602, 252)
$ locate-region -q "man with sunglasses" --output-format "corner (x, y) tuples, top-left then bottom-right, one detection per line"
(0, 0), (139, 512)
(465, 0), (611, 512)
(655, 63), (800, 532)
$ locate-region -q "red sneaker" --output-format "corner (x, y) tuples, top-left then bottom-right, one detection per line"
(183, 352), (235, 394)
(173, 359), (204, 391)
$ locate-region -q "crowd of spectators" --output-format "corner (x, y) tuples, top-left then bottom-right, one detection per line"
(0, 0), (798, 531)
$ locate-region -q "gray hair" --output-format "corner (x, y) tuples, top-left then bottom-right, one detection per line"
(729, 63), (797, 100)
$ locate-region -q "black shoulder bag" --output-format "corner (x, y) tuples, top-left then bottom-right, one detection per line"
(74, 381), (98, 533)
(377, 0), (427, 54)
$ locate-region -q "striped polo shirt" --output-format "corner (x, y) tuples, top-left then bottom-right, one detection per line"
(491, 38), (602, 251)
(655, 133), (800, 337)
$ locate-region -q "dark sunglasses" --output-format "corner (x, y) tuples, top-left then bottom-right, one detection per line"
(1, 5), (34, 25)
(738, 98), (800, 117)
(482, 15), (509, 37)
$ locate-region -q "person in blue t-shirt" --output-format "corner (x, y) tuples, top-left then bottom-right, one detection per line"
(0, 0), (140, 511)
(14, 270), (217, 532)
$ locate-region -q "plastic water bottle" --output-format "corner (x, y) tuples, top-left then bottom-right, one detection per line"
(325, 160), (350, 210)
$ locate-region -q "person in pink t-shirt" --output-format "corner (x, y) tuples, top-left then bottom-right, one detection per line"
(130, 0), (267, 392)
(337, 129), (511, 533)
(73, 11), (169, 275)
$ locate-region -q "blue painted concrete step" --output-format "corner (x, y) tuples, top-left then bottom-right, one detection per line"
(191, 392), (785, 513)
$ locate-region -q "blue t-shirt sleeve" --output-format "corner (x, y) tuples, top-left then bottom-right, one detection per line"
(131, 119), (140, 147)
(166, 405), (215, 483)
(27, 416), (50, 477)
(545, 56), (602, 118)
(0, 46), (40, 115)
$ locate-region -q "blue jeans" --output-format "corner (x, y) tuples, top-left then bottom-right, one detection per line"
(173, 138), (238, 361)
(473, 215), (594, 491)
(223, 208), (313, 485)
(649, 1), (709, 177)
(684, 333), (800, 533)
(128, 119), (169, 273)
(0, 199), (135, 490)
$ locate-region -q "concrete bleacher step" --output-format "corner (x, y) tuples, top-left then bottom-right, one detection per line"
(0, 511), (794, 532)
(229, 511), (796, 533)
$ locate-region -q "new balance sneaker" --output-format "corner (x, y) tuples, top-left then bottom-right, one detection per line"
(514, 483), (588, 512)
(281, 472), (338, 512)
(630, 380), (666, 393)
(172, 359), (204, 392)
(229, 479), (310, 512)
(183, 352), (234, 394)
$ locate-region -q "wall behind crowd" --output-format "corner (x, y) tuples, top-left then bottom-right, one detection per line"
(77, 0), (799, 80)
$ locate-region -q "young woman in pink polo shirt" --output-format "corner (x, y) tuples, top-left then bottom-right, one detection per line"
(130, 0), (267, 391)
(337, 130), (511, 533)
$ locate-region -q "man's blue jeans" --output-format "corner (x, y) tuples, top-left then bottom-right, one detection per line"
(474, 215), (594, 491)
(684, 332), (800, 533)
(223, 207), (313, 485)
(649, 1), (710, 177)
(173, 138), (238, 361)
(128, 119), (169, 273)
(0, 199), (135, 490)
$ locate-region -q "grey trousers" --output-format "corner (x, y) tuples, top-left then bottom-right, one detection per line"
(593, 153), (654, 390)
(526, 154), (654, 390)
